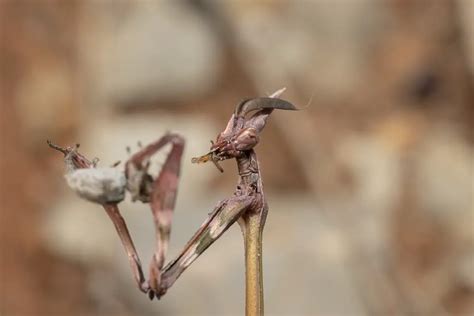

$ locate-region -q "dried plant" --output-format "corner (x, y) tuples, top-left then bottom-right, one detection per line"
(48, 88), (297, 315)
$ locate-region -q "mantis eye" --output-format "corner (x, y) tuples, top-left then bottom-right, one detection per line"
(234, 128), (259, 151)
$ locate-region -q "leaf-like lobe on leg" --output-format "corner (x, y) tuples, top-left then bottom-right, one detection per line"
(156, 195), (253, 297)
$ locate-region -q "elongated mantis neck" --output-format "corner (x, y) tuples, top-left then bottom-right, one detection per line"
(237, 150), (267, 316)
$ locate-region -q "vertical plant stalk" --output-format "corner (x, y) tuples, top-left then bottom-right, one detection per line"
(235, 147), (268, 316)
(240, 211), (265, 316)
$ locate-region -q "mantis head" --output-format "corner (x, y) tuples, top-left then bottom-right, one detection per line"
(192, 89), (298, 172)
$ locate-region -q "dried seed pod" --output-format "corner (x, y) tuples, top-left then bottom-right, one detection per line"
(65, 167), (126, 204)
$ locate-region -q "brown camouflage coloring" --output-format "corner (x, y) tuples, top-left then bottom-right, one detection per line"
(47, 88), (297, 314)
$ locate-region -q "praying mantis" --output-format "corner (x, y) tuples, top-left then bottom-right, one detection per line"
(48, 88), (297, 315)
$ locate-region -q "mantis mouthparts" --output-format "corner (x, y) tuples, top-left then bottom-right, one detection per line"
(191, 152), (212, 164)
(191, 152), (224, 173)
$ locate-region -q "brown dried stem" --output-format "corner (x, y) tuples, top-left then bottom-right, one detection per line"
(239, 210), (265, 316)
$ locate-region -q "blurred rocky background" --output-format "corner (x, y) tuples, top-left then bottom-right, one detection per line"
(1, 0), (473, 315)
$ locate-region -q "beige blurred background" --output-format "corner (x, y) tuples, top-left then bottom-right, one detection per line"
(1, 0), (473, 315)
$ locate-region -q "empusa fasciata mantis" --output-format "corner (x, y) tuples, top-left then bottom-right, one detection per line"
(48, 88), (297, 315)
